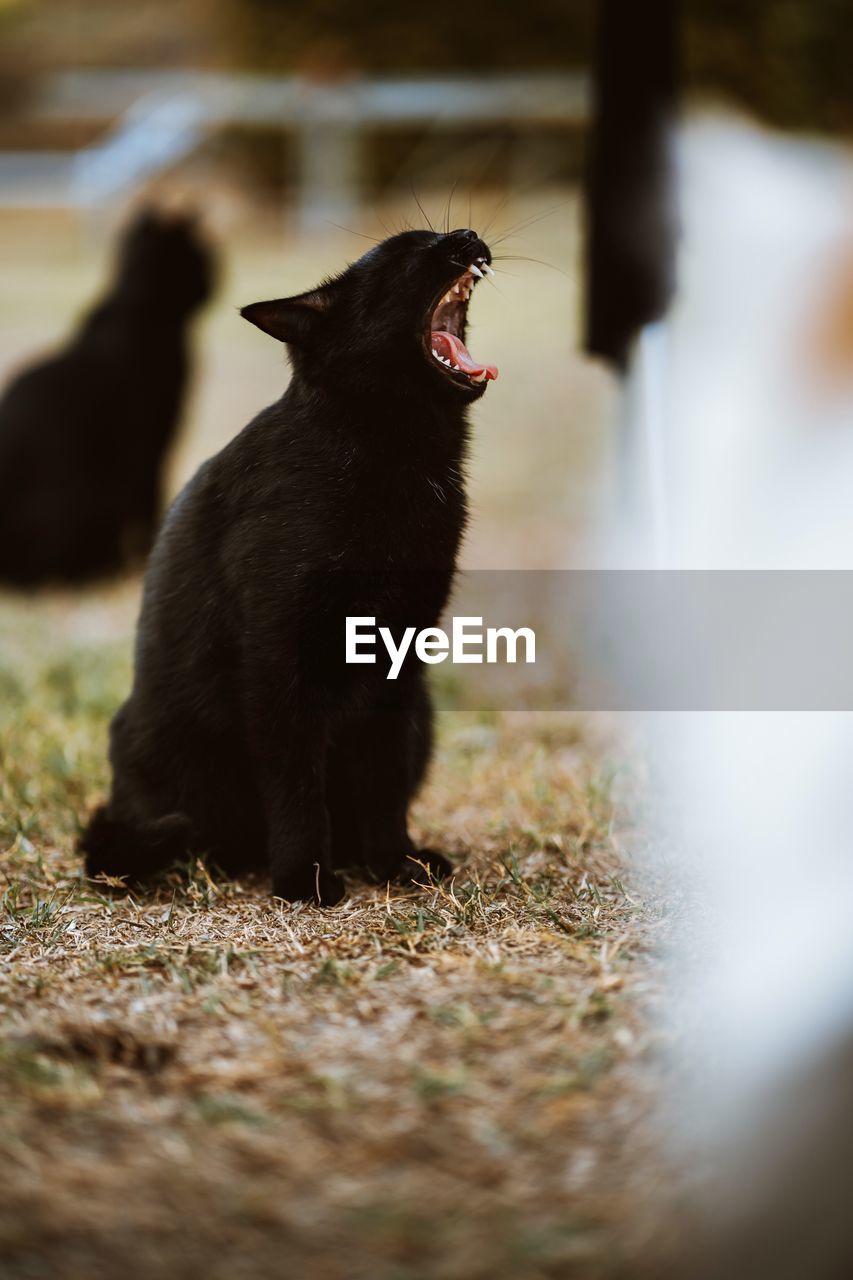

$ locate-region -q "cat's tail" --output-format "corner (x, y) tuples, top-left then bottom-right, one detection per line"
(79, 806), (192, 883)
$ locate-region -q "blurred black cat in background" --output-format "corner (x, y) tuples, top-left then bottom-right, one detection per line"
(0, 208), (215, 588)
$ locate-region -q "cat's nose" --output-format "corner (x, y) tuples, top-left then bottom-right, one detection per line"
(447, 228), (491, 266)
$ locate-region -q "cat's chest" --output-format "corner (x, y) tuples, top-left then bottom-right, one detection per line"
(338, 464), (466, 564)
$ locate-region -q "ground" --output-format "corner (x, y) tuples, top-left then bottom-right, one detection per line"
(0, 197), (665, 1278)
(0, 591), (665, 1280)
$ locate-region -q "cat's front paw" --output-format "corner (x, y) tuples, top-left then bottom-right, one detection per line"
(397, 848), (454, 886)
(273, 863), (345, 906)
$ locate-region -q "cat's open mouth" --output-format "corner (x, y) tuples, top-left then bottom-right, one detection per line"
(428, 255), (499, 389)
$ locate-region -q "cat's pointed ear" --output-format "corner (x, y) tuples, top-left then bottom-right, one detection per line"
(240, 289), (330, 345)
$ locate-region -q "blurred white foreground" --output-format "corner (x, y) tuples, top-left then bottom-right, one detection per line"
(622, 115), (853, 1277)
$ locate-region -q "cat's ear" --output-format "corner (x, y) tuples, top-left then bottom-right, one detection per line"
(240, 290), (330, 345)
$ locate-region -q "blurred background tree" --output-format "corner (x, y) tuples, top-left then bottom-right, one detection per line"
(685, 0), (853, 134)
(211, 0), (591, 74)
(0, 0), (850, 135)
(216, 0), (852, 132)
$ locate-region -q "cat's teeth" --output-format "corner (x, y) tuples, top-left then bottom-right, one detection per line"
(482, 263), (495, 277)
(470, 371), (487, 383)
(468, 264), (484, 279)
(443, 291), (453, 304)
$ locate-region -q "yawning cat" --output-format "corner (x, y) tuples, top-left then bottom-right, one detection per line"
(80, 228), (498, 905)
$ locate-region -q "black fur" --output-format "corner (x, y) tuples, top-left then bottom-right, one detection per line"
(0, 209), (215, 587)
(80, 227), (495, 905)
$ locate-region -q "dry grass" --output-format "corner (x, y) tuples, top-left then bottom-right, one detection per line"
(0, 587), (667, 1280)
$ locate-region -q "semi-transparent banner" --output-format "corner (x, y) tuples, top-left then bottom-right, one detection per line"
(328, 571), (853, 711)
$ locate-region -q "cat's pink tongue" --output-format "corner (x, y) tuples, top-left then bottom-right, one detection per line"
(431, 332), (499, 382)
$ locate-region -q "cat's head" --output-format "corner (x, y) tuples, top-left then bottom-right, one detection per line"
(241, 229), (498, 403)
(117, 209), (216, 315)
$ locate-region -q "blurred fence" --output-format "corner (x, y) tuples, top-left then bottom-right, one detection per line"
(0, 69), (588, 226)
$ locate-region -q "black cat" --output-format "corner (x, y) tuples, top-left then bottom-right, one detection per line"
(0, 209), (215, 588)
(80, 228), (498, 905)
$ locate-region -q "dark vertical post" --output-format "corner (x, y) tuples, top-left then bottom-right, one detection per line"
(585, 0), (680, 371)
